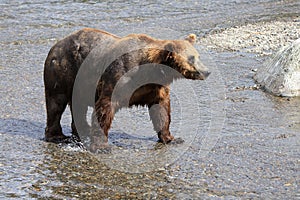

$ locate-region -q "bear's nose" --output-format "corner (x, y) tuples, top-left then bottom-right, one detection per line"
(203, 71), (211, 78)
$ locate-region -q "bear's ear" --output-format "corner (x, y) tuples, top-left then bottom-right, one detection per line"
(185, 34), (197, 44)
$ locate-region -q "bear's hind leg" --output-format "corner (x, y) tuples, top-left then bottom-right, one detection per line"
(69, 102), (89, 140)
(45, 93), (68, 142)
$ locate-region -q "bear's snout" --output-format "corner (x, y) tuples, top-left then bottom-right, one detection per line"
(185, 69), (210, 80)
(192, 70), (210, 80)
(194, 60), (210, 80)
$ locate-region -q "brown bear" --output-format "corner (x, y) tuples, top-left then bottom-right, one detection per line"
(44, 28), (210, 150)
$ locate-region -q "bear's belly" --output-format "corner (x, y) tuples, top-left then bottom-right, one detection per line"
(128, 84), (168, 107)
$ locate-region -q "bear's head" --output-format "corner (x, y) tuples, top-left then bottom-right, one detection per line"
(147, 34), (210, 80)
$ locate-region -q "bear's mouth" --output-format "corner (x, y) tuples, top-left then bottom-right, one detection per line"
(186, 70), (210, 80)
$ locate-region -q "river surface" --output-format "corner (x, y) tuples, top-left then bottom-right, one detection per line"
(0, 0), (299, 199)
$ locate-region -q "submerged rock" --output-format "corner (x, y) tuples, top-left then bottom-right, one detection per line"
(254, 39), (300, 97)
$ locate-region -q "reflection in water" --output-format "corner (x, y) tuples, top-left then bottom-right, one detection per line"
(31, 144), (174, 199)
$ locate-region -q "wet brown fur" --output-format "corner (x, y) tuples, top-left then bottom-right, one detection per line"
(44, 28), (209, 145)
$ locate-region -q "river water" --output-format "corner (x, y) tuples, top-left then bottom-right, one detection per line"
(0, 0), (299, 199)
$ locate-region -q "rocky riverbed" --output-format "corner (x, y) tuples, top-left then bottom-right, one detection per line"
(201, 17), (300, 56)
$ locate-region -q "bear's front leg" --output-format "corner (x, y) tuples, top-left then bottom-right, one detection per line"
(148, 97), (174, 144)
(88, 97), (114, 153)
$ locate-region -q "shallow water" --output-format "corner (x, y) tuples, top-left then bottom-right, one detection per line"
(1, 0), (299, 199)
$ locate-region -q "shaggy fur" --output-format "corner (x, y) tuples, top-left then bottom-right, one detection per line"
(44, 28), (210, 148)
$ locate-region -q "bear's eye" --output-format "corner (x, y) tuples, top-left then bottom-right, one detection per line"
(188, 55), (195, 64)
